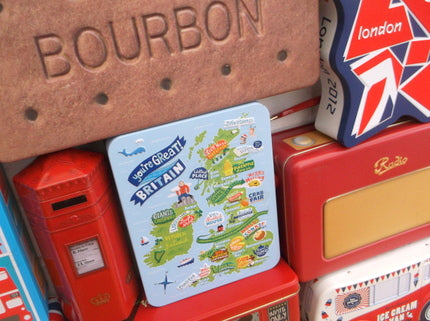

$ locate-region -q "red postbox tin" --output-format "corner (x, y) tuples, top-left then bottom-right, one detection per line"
(272, 121), (430, 282)
(13, 149), (139, 321)
(134, 258), (299, 321)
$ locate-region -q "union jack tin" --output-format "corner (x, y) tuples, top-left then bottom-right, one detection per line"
(316, 0), (430, 147)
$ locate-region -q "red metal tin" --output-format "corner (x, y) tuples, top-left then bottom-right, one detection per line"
(134, 258), (300, 321)
(272, 121), (430, 282)
(13, 149), (139, 321)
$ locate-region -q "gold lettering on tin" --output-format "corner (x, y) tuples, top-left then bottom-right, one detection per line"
(374, 156), (408, 175)
(90, 293), (111, 306)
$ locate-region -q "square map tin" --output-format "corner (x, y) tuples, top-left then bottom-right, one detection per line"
(107, 102), (280, 306)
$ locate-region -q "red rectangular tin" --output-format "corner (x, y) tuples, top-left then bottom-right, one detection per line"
(272, 121), (430, 282)
(134, 258), (299, 321)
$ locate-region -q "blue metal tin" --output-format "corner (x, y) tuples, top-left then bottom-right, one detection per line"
(107, 102), (280, 306)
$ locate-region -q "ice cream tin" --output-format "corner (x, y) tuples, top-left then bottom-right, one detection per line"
(301, 237), (430, 321)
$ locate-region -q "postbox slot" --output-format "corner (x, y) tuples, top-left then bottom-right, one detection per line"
(51, 195), (87, 211)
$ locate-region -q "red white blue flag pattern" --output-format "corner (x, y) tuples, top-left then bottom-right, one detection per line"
(316, 0), (429, 147)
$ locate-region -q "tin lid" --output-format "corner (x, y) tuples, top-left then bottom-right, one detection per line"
(13, 149), (108, 203)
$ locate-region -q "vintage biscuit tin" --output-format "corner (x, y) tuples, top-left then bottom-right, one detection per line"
(272, 120), (430, 282)
(301, 237), (430, 321)
(0, 0), (319, 162)
(107, 102), (280, 306)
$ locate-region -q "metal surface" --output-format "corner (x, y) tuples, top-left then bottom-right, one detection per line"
(0, 0), (319, 161)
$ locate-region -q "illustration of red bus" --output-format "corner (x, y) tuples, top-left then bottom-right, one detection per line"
(0, 267), (33, 321)
(301, 237), (430, 321)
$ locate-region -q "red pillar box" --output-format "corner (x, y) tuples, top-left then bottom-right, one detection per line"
(14, 149), (139, 321)
(135, 258), (299, 321)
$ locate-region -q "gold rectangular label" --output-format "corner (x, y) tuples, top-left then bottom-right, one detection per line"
(324, 167), (430, 258)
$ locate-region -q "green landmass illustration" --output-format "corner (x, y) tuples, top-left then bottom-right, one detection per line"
(181, 208), (274, 287)
(188, 131), (207, 160)
(207, 182), (246, 206)
(194, 128), (241, 195)
(196, 210), (267, 244)
(144, 205), (202, 267)
(144, 114), (274, 287)
(194, 228), (274, 282)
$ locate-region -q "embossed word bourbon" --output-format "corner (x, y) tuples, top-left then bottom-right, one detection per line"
(35, 1), (263, 79)
(0, 0), (319, 162)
